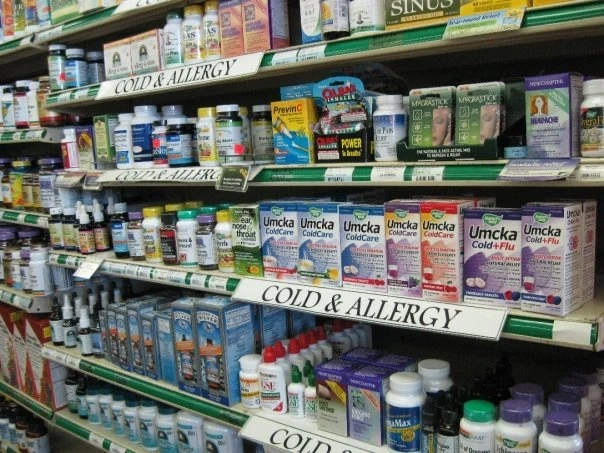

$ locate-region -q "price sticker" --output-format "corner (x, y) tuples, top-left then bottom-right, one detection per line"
(109, 444), (127, 453)
(13, 132), (22, 141)
(324, 167), (354, 182)
(271, 49), (299, 65)
(66, 256), (80, 267)
(42, 348), (67, 364)
(297, 45), (327, 61)
(74, 88), (91, 99)
(136, 267), (153, 279)
(152, 269), (170, 283)
(36, 26), (63, 42)
(370, 166), (405, 182)
(412, 166), (445, 182)
(168, 272), (186, 285)
(65, 356), (81, 369)
(88, 432), (104, 447)
(16, 296), (31, 309)
(189, 274), (206, 289)
(126, 265), (139, 277)
(56, 91), (72, 103)
(73, 257), (104, 279)
(568, 164), (604, 181)
(206, 276), (229, 292)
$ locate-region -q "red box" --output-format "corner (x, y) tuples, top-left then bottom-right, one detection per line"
(0, 304), (25, 387)
(12, 316), (27, 393)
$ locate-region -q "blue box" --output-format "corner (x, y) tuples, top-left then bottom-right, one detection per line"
(280, 83), (314, 100)
(287, 311), (316, 337)
(257, 306), (287, 348)
(141, 311), (161, 381)
(172, 297), (203, 396)
(342, 347), (384, 364)
(127, 300), (157, 376)
(156, 310), (177, 386)
(374, 353), (418, 372)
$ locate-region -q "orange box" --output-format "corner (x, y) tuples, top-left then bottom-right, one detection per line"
(0, 305), (25, 388)
(242, 0), (290, 53)
(220, 0), (245, 58)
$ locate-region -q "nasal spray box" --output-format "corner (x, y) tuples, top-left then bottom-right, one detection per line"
(156, 310), (177, 386)
(230, 204), (264, 277)
(172, 297), (202, 396)
(463, 208), (522, 308)
(259, 200), (299, 282)
(272, 98), (318, 165)
(115, 304), (131, 371)
(521, 203), (583, 316)
(256, 306), (288, 348)
(195, 297), (255, 406)
(339, 204), (388, 293)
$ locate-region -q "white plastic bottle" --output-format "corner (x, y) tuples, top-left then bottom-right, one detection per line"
(288, 365), (306, 419)
(459, 400), (496, 453)
(239, 354), (262, 409)
(115, 113), (135, 169)
(86, 385), (101, 424)
(315, 326), (333, 360)
(351, 323), (368, 348)
(572, 369), (602, 443)
(258, 346), (288, 414)
(495, 399), (537, 453)
(138, 399), (159, 451)
(202, 0), (220, 61)
(176, 209), (198, 267)
(548, 392), (586, 447)
(286, 338), (308, 377)
(204, 422), (243, 453)
(538, 411), (583, 453)
(418, 359), (454, 397)
(296, 334), (316, 367)
(131, 105), (160, 169)
(304, 371), (318, 423)
(342, 321), (360, 348)
(215, 210), (234, 273)
(142, 206), (163, 263)
(196, 107), (218, 165)
(512, 383), (547, 435)
(162, 105), (186, 122)
(306, 331), (324, 364)
(157, 405), (178, 453)
(374, 94), (406, 162)
(111, 392), (126, 437)
(274, 342), (293, 385)
(124, 395), (141, 444)
(328, 321), (352, 357)
(559, 377), (592, 448)
(176, 411), (204, 453)
(580, 78), (604, 158)
(29, 249), (53, 296)
(182, 4), (204, 64)
(163, 10), (184, 69)
(385, 372), (426, 453)
(98, 386), (113, 430)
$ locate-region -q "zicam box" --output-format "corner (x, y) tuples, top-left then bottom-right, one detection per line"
(259, 200), (299, 282)
(130, 29), (164, 76)
(172, 297), (202, 396)
(242, 0), (290, 53)
(230, 204), (264, 277)
(103, 38), (132, 80)
(0, 304), (24, 387)
(156, 310), (177, 386)
(272, 98), (318, 165)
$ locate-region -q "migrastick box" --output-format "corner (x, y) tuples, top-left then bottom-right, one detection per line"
(455, 82), (505, 146)
(272, 98), (318, 165)
(408, 86), (456, 148)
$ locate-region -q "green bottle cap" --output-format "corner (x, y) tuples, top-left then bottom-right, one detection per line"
(303, 360), (313, 377)
(464, 400), (495, 423)
(291, 365), (302, 384)
(308, 370), (316, 387)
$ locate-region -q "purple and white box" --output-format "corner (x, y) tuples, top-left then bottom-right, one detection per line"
(342, 347), (384, 364)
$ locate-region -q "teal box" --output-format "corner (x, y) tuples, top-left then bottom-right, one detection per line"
(127, 300), (157, 376)
(115, 305), (131, 372)
(258, 306), (287, 348)
(280, 83), (315, 100)
(287, 311), (316, 337)
(141, 311), (161, 381)
(106, 303), (125, 367)
(172, 298), (203, 396)
(156, 310), (177, 386)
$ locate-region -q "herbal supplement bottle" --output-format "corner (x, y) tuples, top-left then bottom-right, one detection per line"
(25, 80), (40, 130)
(320, 0), (350, 40)
(580, 79), (604, 157)
(79, 307), (93, 357)
(115, 113), (135, 169)
(176, 209), (198, 267)
(65, 48), (88, 89)
(240, 106), (252, 155)
(176, 411), (204, 453)
(421, 397), (436, 453)
(203, 1), (220, 61)
(124, 394), (141, 443)
(15, 412), (29, 452)
(47, 45), (67, 91)
(152, 120), (169, 168)
(26, 418), (50, 453)
(110, 202), (130, 259)
(251, 105), (274, 163)
(111, 392), (126, 436)
(0, 158), (12, 207)
(157, 405), (178, 453)
(138, 399), (159, 451)
(127, 211), (146, 261)
(258, 346), (288, 414)
(87, 51), (105, 84)
(166, 119), (195, 167)
(76, 376), (88, 419)
(288, 365), (306, 419)
(99, 386), (113, 430)
(49, 297), (64, 345)
(196, 208), (218, 270)
(0, 232), (14, 284)
(327, 320), (352, 357)
(61, 128), (79, 170)
(538, 411), (583, 453)
(143, 206), (163, 263)
(1, 87), (15, 130)
(204, 421), (243, 453)
(349, 0), (385, 34)
(495, 399), (537, 453)
(215, 209), (234, 272)
(30, 249), (53, 296)
(86, 384), (101, 423)
(460, 400), (496, 453)
(93, 206), (111, 252)
(13, 81), (30, 129)
(548, 393), (584, 442)
(160, 212), (178, 265)
(215, 104), (244, 163)
(305, 370), (318, 422)
(10, 250), (22, 290)
(131, 105), (160, 169)
(164, 10), (184, 69)
(65, 370), (77, 412)
(9, 160), (31, 210)
(438, 407), (460, 453)
(418, 359), (454, 397)
(78, 207), (96, 255)
(239, 354), (262, 409)
(571, 369), (602, 443)
(512, 383), (547, 435)
(374, 94), (406, 162)
(37, 76), (65, 127)
(559, 377), (592, 448)
(197, 107), (218, 165)
(62, 207), (77, 251)
(386, 372), (426, 452)
(38, 157), (63, 213)
(183, 4), (205, 64)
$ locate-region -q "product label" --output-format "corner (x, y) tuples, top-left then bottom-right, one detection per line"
(94, 226), (111, 251)
(50, 319), (64, 344)
(196, 231), (217, 267)
(176, 421), (203, 453)
(16, 427), (26, 451)
(100, 401), (112, 428)
(460, 426), (494, 453)
(164, 28), (184, 67)
(386, 405), (421, 452)
(13, 96), (28, 125)
(64, 325), (78, 347)
(132, 123), (154, 163)
(301, 0), (321, 41)
(125, 413), (139, 442)
(143, 226), (162, 260)
(27, 434), (50, 453)
(183, 24), (204, 62)
(48, 56), (66, 91)
(288, 390), (304, 417)
(160, 229), (178, 262)
(80, 333), (93, 355)
(495, 436), (533, 453)
(581, 106), (604, 155)
(157, 424), (177, 452)
(152, 129), (168, 165)
(65, 384), (78, 411)
(88, 398), (100, 423)
(204, 15), (220, 59)
(374, 113), (406, 161)
(0, 420), (8, 442)
(177, 223), (198, 266)
(39, 174), (57, 209)
(114, 129), (132, 166)
(1, 182), (11, 205)
(65, 60), (89, 88)
(127, 228), (145, 257)
(139, 414), (158, 449)
(20, 264), (31, 291)
(49, 222), (65, 248)
(216, 232), (235, 272)
(240, 375), (261, 409)
(437, 433), (459, 453)
(197, 120), (218, 163)
(259, 369), (286, 412)
(63, 223), (77, 250)
(79, 230), (96, 254)
(61, 141), (79, 169)
(112, 406), (125, 436)
(252, 118), (274, 161)
(321, 0), (350, 33)
(166, 132), (194, 165)
(231, 205), (264, 277)
(111, 221), (129, 254)
(216, 120), (244, 162)
(350, 0), (385, 33)
(305, 395), (318, 421)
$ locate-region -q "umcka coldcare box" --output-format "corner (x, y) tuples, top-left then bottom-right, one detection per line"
(259, 201), (299, 282)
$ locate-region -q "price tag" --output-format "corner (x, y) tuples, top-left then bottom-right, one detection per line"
(36, 216), (48, 227)
(36, 26), (63, 42)
(189, 274), (206, 289)
(13, 132), (22, 141)
(297, 45), (327, 61)
(370, 166), (405, 182)
(73, 256), (104, 279)
(498, 158), (579, 181)
(125, 265), (139, 277)
(88, 432), (104, 447)
(568, 164), (604, 181)
(136, 267), (153, 279)
(324, 167), (354, 182)
(114, 0), (167, 14)
(42, 348), (67, 364)
(16, 296), (31, 309)
(56, 91), (72, 103)
(168, 272), (186, 285)
(271, 49), (299, 65)
(109, 444), (127, 453)
(206, 276), (229, 292)
(16, 213), (26, 223)
(152, 269), (170, 283)
(412, 166), (445, 182)
(216, 164), (251, 192)
(74, 88), (91, 99)
(444, 8), (525, 40)
(65, 356), (81, 369)
(66, 256), (80, 267)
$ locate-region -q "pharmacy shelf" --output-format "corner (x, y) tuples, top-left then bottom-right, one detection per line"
(0, 441), (18, 453)
(0, 128), (63, 144)
(53, 408), (144, 453)
(45, 85), (100, 109)
(42, 345), (251, 429)
(0, 380), (53, 420)
(0, 34), (37, 65)
(0, 285), (54, 313)
(0, 209), (49, 228)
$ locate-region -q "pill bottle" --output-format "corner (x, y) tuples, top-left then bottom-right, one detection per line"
(157, 405), (178, 453)
(571, 369), (602, 443)
(251, 105), (274, 163)
(115, 113), (135, 169)
(152, 120), (169, 168)
(0, 158), (12, 207)
(183, 4), (205, 64)
(176, 209), (199, 267)
(215, 105), (244, 163)
(239, 354), (262, 409)
(203, 1), (220, 61)
(110, 203), (130, 258)
(2, 87), (14, 130)
(86, 385), (101, 424)
(37, 77), (65, 127)
(26, 80), (40, 129)
(13, 81), (30, 129)
(538, 411), (583, 453)
(65, 48), (88, 89)
(49, 209), (65, 249)
(98, 386), (113, 430)
(19, 250), (31, 293)
(460, 400), (496, 453)
(512, 383), (547, 435)
(176, 411), (204, 453)
(30, 249), (53, 296)
(0, 232), (15, 285)
(418, 358), (454, 397)
(580, 79), (604, 157)
(374, 94), (406, 162)
(166, 119), (195, 167)
(320, 0), (349, 40)
(495, 399), (537, 453)
(127, 211), (146, 261)
(327, 320), (352, 357)
(47, 45), (67, 91)
(386, 372), (426, 452)
(61, 128), (79, 170)
(138, 399), (159, 451)
(342, 321), (360, 348)
(124, 394), (141, 443)
(131, 105), (160, 168)
(87, 51), (105, 84)
(215, 210), (234, 272)
(548, 392), (586, 448)
(160, 211), (179, 265)
(197, 107), (218, 165)
(9, 160), (31, 210)
(143, 206), (163, 263)
(111, 392), (126, 437)
(204, 421), (243, 453)
(196, 207), (218, 270)
(25, 418), (49, 453)
(559, 377), (592, 447)
(38, 157), (63, 212)
(163, 10), (184, 69)
(349, 0), (385, 35)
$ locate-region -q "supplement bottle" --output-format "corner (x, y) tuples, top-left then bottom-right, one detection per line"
(548, 393), (584, 441)
(460, 400), (496, 453)
(124, 394), (141, 443)
(9, 250), (22, 290)
(13, 81), (30, 129)
(183, 4), (204, 64)
(2, 87), (14, 130)
(215, 105), (244, 163)
(176, 411), (204, 453)
(62, 207), (77, 251)
(131, 105), (160, 169)
(274, 342), (293, 384)
(240, 106), (252, 155)
(138, 399), (159, 451)
(197, 107), (218, 165)
(342, 321), (361, 348)
(297, 334), (315, 367)
(288, 365), (306, 419)
(374, 94), (406, 162)
(61, 128), (79, 170)
(79, 307), (93, 357)
(65, 371), (78, 412)
(30, 249), (53, 296)
(0, 158), (12, 208)
(86, 384), (101, 423)
(157, 405), (178, 453)
(78, 207), (96, 255)
(15, 413), (30, 452)
(316, 326), (334, 360)
(26, 80), (40, 130)
(92, 205), (111, 252)
(538, 411), (582, 453)
(115, 113), (135, 169)
(349, 0), (385, 35)
(438, 407), (460, 453)
(580, 79), (604, 157)
(239, 354), (262, 409)
(25, 418), (50, 453)
(258, 346), (288, 414)
(204, 421), (243, 453)
(251, 105), (274, 163)
(19, 250), (31, 293)
(65, 48), (88, 88)
(111, 392), (126, 437)
(176, 209), (198, 267)
(110, 202), (130, 258)
(305, 370), (318, 422)
(287, 338), (308, 378)
(160, 211), (178, 265)
(38, 157), (62, 213)
(166, 119), (195, 167)
(495, 399), (537, 453)
(143, 206), (163, 263)
(0, 231), (15, 285)
(421, 397), (436, 453)
(215, 210), (234, 273)
(62, 296), (78, 348)
(87, 51), (105, 84)
(76, 377), (87, 419)
(37, 76), (65, 127)
(8, 406), (18, 444)
(162, 105), (186, 122)
(196, 208), (218, 270)
(418, 359), (454, 397)
(0, 404), (8, 442)
(352, 323), (369, 348)
(127, 211), (146, 261)
(301, 0), (321, 43)
(47, 45), (67, 91)
(320, 0), (349, 40)
(558, 377), (592, 447)
(49, 297), (64, 345)
(152, 120), (169, 168)
(512, 383), (547, 435)
(386, 372), (426, 452)
(202, 1), (220, 61)
(99, 386), (113, 430)
(9, 160), (31, 210)
(327, 320), (352, 357)
(164, 10), (184, 68)
(571, 369), (602, 443)
(303, 361), (313, 387)
(306, 331), (324, 364)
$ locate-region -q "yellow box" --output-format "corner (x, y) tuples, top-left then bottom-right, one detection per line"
(272, 98), (318, 165)
(460, 0), (532, 16)
(532, 0), (572, 6)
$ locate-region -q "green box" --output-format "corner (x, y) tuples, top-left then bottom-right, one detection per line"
(455, 82), (505, 146)
(230, 204), (264, 277)
(385, 0), (460, 30)
(50, 0), (80, 25)
(408, 86), (456, 148)
(93, 114), (119, 168)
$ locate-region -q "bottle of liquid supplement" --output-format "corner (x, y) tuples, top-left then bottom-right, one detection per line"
(438, 407), (460, 453)
(110, 203), (130, 258)
(131, 106), (160, 169)
(305, 370), (318, 423)
(512, 383), (547, 435)
(418, 359), (454, 397)
(143, 206), (163, 263)
(422, 397), (436, 453)
(49, 297), (64, 345)
(215, 105), (244, 163)
(460, 400), (496, 453)
(202, 1), (220, 61)
(65, 371), (78, 413)
(182, 4), (204, 64)
(115, 113), (135, 170)
(571, 369), (602, 444)
(176, 209), (198, 267)
(86, 384), (101, 424)
(78, 207), (96, 255)
(62, 296), (77, 348)
(215, 210), (234, 273)
(65, 48), (88, 88)
(288, 365), (306, 419)
(86, 51), (105, 84)
(374, 94), (406, 162)
(495, 399), (537, 453)
(79, 307), (93, 357)
(176, 411), (204, 453)
(157, 405), (178, 453)
(197, 107), (218, 165)
(320, 0), (349, 40)
(47, 45), (67, 91)
(386, 372), (426, 453)
(138, 399), (159, 451)
(251, 105), (274, 163)
(127, 211), (146, 261)
(538, 411), (583, 453)
(163, 10), (184, 69)
(152, 120), (169, 168)
(258, 346), (288, 414)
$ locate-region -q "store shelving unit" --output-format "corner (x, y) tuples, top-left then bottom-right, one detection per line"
(0, 209), (49, 228)
(0, 284), (54, 312)
(0, 381), (53, 421)
(0, 128), (63, 144)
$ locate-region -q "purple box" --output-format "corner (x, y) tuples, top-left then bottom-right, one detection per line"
(342, 347), (384, 364)
(374, 353), (418, 372)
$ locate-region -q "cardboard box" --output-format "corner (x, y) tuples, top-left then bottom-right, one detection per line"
(374, 353), (418, 372)
(172, 297), (202, 396)
(0, 305), (24, 387)
(256, 306), (287, 348)
(408, 86), (456, 148)
(242, 0), (290, 53)
(220, 0), (244, 58)
(115, 304), (131, 372)
(79, 0), (104, 14)
(287, 311), (316, 337)
(104, 38), (132, 80)
(272, 98), (318, 165)
(341, 347), (384, 364)
(130, 30), (164, 75)
(314, 128), (373, 163)
(127, 300), (157, 376)
(93, 114), (119, 168)
(75, 125), (96, 171)
(142, 311), (161, 380)
(230, 204), (264, 277)
(386, 0), (460, 31)
(12, 317), (27, 393)
(50, 0), (79, 24)
(259, 200), (299, 282)
(156, 310), (177, 386)
(106, 303), (125, 366)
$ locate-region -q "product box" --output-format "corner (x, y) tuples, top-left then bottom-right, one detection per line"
(385, 200), (422, 298)
(75, 125), (96, 170)
(385, 0), (460, 31)
(50, 0), (79, 24)
(298, 202), (346, 287)
(256, 306), (287, 348)
(299, 0), (321, 43)
(25, 315), (67, 410)
(156, 310), (177, 386)
(455, 82), (505, 146)
(106, 303), (124, 366)
(525, 73), (583, 158)
(287, 311), (316, 337)
(196, 298), (255, 406)
(460, 0), (532, 15)
(230, 204), (264, 277)
(93, 114), (119, 167)
(463, 208), (522, 308)
(313, 127), (373, 163)
(259, 200), (299, 282)
(141, 311), (161, 381)
(127, 300), (157, 376)
(374, 353), (418, 372)
(280, 83), (315, 100)
(532, 0), (567, 5)
(242, 0), (290, 53)
(2, 0), (14, 40)
(115, 304), (131, 371)
(272, 98), (318, 165)
(341, 347), (384, 364)
(79, 0), (104, 14)
(339, 204), (388, 293)
(420, 200), (472, 303)
(348, 365), (392, 446)
(130, 29), (165, 76)
(12, 317), (27, 393)
(521, 203), (583, 316)
(219, 0), (245, 58)
(172, 298), (201, 396)
(408, 86), (456, 148)
(316, 359), (363, 436)
(103, 38), (132, 80)
(98, 308), (109, 363)
(0, 305), (24, 387)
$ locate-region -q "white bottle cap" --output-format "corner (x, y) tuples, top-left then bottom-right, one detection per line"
(216, 104), (239, 113)
(134, 105), (158, 115)
(390, 372), (423, 393)
(30, 249), (49, 262)
(239, 354), (262, 372)
(118, 113), (134, 123)
(377, 94), (404, 105)
(79, 307), (90, 329)
(418, 359), (450, 379)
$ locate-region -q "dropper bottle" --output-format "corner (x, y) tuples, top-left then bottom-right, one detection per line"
(62, 295), (77, 348)
(92, 202), (111, 251)
(78, 307), (93, 357)
(78, 205), (96, 254)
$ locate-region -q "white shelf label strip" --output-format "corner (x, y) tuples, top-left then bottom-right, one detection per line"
(65, 356), (81, 369)
(109, 444), (127, 453)
(552, 320), (592, 346)
(88, 432), (104, 447)
(370, 167), (405, 182)
(324, 167), (354, 182)
(42, 347), (67, 364)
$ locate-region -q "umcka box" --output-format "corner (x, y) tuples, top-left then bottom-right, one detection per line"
(0, 304), (24, 387)
(172, 297), (202, 396)
(25, 315), (67, 410)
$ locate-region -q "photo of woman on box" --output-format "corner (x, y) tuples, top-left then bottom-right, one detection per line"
(480, 104), (501, 144)
(432, 107), (452, 146)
